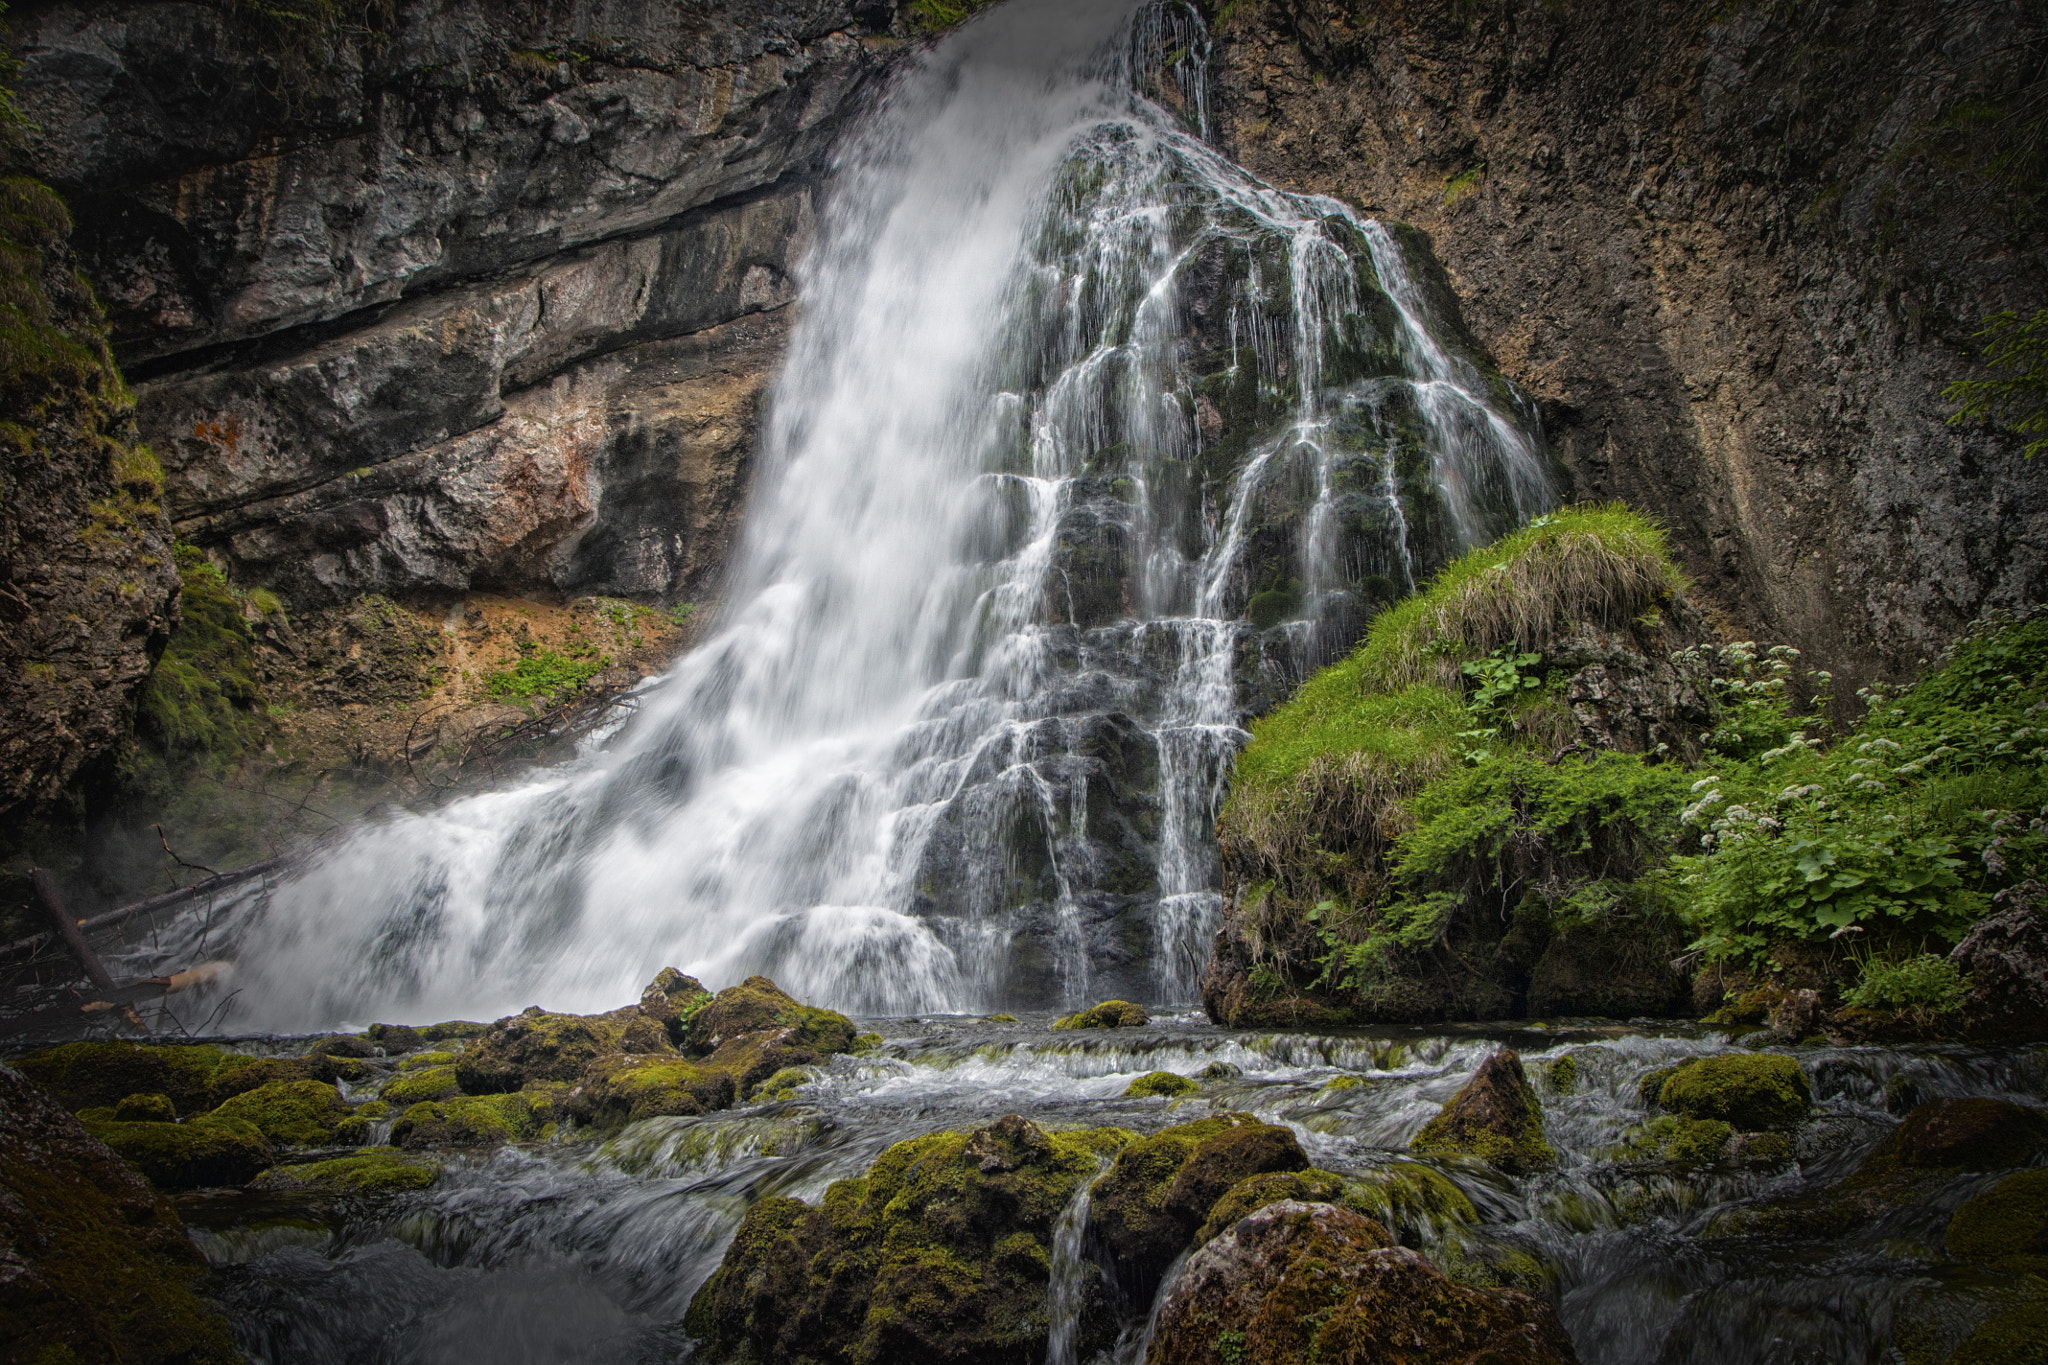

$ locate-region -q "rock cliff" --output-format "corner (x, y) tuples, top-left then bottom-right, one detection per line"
(10, 0), (895, 608)
(1208, 0), (2048, 687)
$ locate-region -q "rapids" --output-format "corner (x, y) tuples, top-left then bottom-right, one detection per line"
(181, 1013), (2048, 1365)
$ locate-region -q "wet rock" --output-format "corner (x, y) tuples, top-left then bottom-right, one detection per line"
(1952, 884), (2048, 1041)
(205, 1052), (367, 1106)
(564, 1056), (735, 1127)
(12, 1041), (238, 1115)
(1860, 1098), (2048, 1177)
(1945, 1169), (2048, 1260)
(307, 1033), (379, 1060)
(208, 1078), (353, 1146)
(420, 1020), (488, 1042)
(365, 1023), (424, 1053)
(1655, 1054), (1812, 1131)
(0, 1062), (239, 1361)
(252, 1148), (443, 1197)
(390, 1094), (539, 1149)
(1148, 1200), (1578, 1365)
(113, 1092), (179, 1123)
(1125, 1071), (1199, 1099)
(1052, 999), (1150, 1030)
(379, 1065), (461, 1105)
(81, 1114), (275, 1191)
(687, 974), (854, 1056)
(686, 1116), (1132, 1365)
(1089, 1113), (1309, 1307)
(1410, 1048), (1555, 1175)
(454, 1006), (626, 1093)
(636, 966), (711, 1047)
(1195, 1169), (1350, 1245)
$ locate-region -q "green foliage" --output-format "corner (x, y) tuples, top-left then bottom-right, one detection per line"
(1668, 613), (2048, 965)
(135, 545), (269, 762)
(1842, 951), (1971, 1023)
(483, 639), (607, 703)
(903, 0), (998, 36)
(1945, 309), (2048, 458)
(1443, 163), (1486, 208)
(667, 601), (697, 627)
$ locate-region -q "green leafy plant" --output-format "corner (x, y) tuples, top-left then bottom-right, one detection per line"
(1944, 308), (2048, 458)
(483, 642), (608, 704)
(1841, 951), (1971, 1024)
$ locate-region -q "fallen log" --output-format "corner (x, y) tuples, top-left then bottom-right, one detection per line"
(1, 856), (289, 965)
(33, 870), (141, 1028)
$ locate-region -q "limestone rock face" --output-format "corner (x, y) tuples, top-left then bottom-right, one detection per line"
(8, 1), (896, 609)
(1951, 883), (2048, 1041)
(1148, 1200), (1578, 1365)
(1210, 0), (2048, 688)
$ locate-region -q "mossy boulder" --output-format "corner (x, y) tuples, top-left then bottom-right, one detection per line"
(1946, 1300), (2048, 1365)
(1147, 1200), (1576, 1365)
(1195, 1168), (1349, 1245)
(11, 1040), (233, 1115)
(454, 1006), (626, 1093)
(1411, 1048), (1555, 1175)
(1946, 1169), (2048, 1261)
(1860, 1099), (2048, 1180)
(81, 1114), (275, 1190)
(0, 1062), (240, 1362)
(254, 1148), (443, 1196)
(114, 1092), (178, 1123)
(685, 975), (855, 1057)
(390, 1093), (538, 1149)
(1656, 1053), (1810, 1130)
(307, 1034), (378, 1060)
(204, 1052), (365, 1107)
(420, 1020), (487, 1042)
(1089, 1113), (1309, 1306)
(365, 1022), (424, 1053)
(640, 966), (713, 1046)
(208, 1078), (352, 1146)
(1126, 1071), (1198, 1099)
(687, 1115), (1134, 1365)
(1341, 1162), (1480, 1241)
(1622, 1115), (1734, 1166)
(399, 1050), (458, 1070)
(380, 1065), (460, 1105)
(566, 1056), (736, 1128)
(1052, 1000), (1149, 1030)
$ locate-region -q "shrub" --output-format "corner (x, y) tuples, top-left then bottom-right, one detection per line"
(1842, 952), (1971, 1023)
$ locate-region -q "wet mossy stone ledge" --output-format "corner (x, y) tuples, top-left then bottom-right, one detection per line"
(1052, 999), (1149, 1030)
(1410, 1048), (1555, 1176)
(1147, 1200), (1579, 1365)
(1618, 1052), (1812, 1166)
(0, 1062), (239, 1364)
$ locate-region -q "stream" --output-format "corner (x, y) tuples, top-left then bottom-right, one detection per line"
(174, 1015), (2048, 1365)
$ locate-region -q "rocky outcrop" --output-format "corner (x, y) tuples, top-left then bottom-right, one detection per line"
(0, 1061), (239, 1363)
(1410, 1048), (1555, 1175)
(7, 0), (899, 608)
(1951, 881), (2048, 1041)
(1147, 1200), (1578, 1365)
(0, 177), (178, 820)
(1210, 0), (2048, 688)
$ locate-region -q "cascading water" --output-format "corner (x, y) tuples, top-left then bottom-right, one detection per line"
(203, 0), (1548, 1029)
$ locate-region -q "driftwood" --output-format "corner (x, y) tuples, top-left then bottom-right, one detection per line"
(2, 855), (290, 965)
(32, 869), (143, 1028)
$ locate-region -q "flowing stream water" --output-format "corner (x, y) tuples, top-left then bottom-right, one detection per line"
(171, 0), (1549, 1031)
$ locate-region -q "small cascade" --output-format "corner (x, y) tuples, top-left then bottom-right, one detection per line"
(167, 0), (1551, 1030)
(1045, 1158), (1105, 1365)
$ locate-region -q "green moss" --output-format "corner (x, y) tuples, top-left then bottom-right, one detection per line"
(1196, 1168), (1348, 1244)
(1321, 1074), (1367, 1094)
(81, 1114), (274, 1190)
(399, 1050), (457, 1070)
(113, 1092), (177, 1123)
(1657, 1054), (1812, 1130)
(390, 1093), (538, 1149)
(207, 1079), (349, 1146)
(1124, 1071), (1198, 1099)
(1410, 1052), (1556, 1175)
(355, 1100), (389, 1118)
(1341, 1162), (1479, 1240)
(1622, 1114), (1734, 1165)
(1546, 1054), (1579, 1094)
(1947, 1300), (2048, 1365)
(749, 1066), (819, 1102)
(1947, 1169), (2048, 1261)
(379, 1065), (459, 1104)
(12, 1041), (234, 1115)
(261, 1148), (443, 1195)
(483, 643), (606, 704)
(903, 0), (998, 37)
(420, 1020), (487, 1041)
(135, 545), (270, 763)
(1051, 1000), (1149, 1030)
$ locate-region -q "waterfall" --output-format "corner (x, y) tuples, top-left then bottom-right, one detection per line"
(221, 0), (1551, 1028)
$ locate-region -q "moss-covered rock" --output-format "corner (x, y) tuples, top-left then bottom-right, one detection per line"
(1622, 1115), (1734, 1165)
(208, 1078), (352, 1146)
(1946, 1300), (2048, 1365)
(1052, 1000), (1149, 1030)
(1947, 1169), (2048, 1261)
(1089, 1113), (1309, 1307)
(750, 1066), (820, 1102)
(685, 975), (855, 1057)
(420, 1020), (487, 1042)
(307, 1033), (378, 1059)
(1125, 1070), (1198, 1099)
(204, 1052), (367, 1107)
(687, 1115), (1134, 1365)
(1195, 1168), (1349, 1245)
(0, 1062), (239, 1363)
(11, 1041), (232, 1115)
(640, 966), (714, 1047)
(365, 1022), (424, 1053)
(454, 1006), (626, 1093)
(1341, 1162), (1481, 1241)
(254, 1148), (443, 1196)
(1147, 1200), (1576, 1365)
(1411, 1048), (1555, 1175)
(390, 1093), (538, 1148)
(1656, 1054), (1810, 1130)
(399, 1050), (458, 1071)
(114, 1092), (178, 1123)
(380, 1065), (460, 1104)
(566, 1055), (735, 1128)
(81, 1114), (275, 1190)
(1859, 1099), (2048, 1180)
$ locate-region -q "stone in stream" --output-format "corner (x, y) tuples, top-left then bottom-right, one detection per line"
(1148, 1201), (1578, 1365)
(0, 1061), (240, 1362)
(1409, 1048), (1555, 1175)
(1653, 1053), (1812, 1131)
(1053, 999), (1150, 1030)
